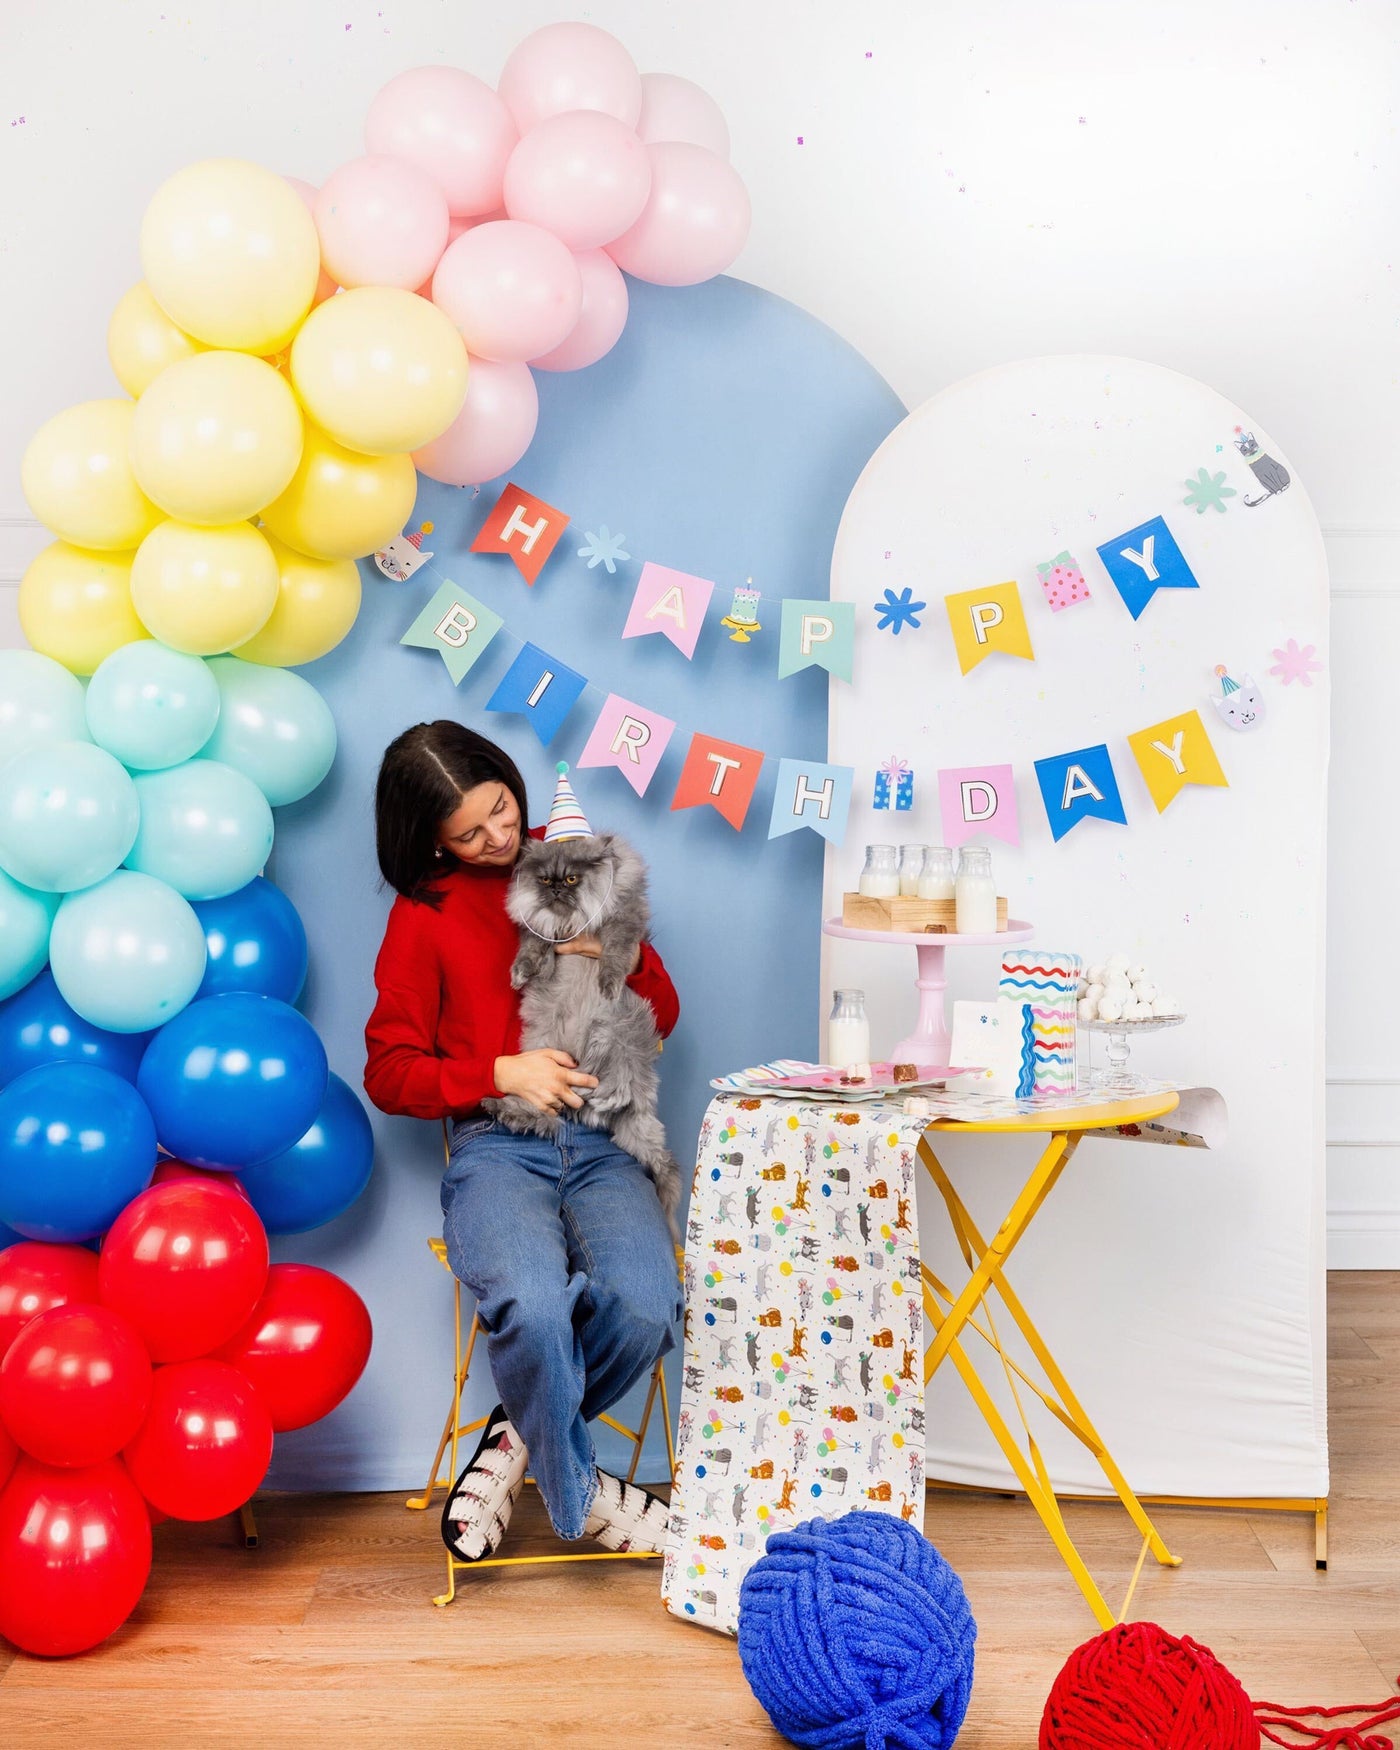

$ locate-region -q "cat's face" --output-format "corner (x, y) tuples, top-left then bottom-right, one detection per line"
(507, 832), (641, 937)
(1234, 431), (1260, 458)
(1213, 676), (1265, 730)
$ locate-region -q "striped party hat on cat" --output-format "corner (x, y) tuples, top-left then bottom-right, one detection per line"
(544, 762), (593, 842)
(1214, 664), (1239, 696)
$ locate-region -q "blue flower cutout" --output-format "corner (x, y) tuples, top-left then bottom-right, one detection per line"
(577, 525), (630, 574)
(874, 587), (927, 635)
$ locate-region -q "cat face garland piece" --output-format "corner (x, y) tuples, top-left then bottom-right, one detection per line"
(374, 521), (435, 580)
(1211, 665), (1265, 732)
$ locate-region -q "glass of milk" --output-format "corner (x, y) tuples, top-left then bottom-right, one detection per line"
(858, 845), (899, 897)
(954, 845), (998, 934)
(828, 990), (871, 1069)
(898, 844), (928, 895)
(916, 846), (955, 900)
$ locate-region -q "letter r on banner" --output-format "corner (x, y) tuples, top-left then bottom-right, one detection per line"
(672, 733), (764, 830)
(578, 693), (675, 797)
(610, 715), (651, 763)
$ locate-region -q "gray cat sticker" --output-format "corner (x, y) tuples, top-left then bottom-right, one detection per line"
(1232, 429), (1291, 506)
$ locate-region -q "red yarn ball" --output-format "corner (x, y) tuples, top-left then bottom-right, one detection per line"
(1040, 1622), (1256, 1749)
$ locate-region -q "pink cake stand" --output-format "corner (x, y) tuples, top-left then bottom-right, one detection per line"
(823, 917), (1036, 1070)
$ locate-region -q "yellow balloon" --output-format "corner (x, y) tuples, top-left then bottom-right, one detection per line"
(140, 159), (320, 354)
(130, 352), (304, 526)
(107, 282), (205, 397)
(290, 287), (468, 456)
(21, 400), (162, 553)
(234, 533), (362, 667)
(259, 421), (417, 561)
(130, 520), (279, 656)
(19, 543), (147, 675)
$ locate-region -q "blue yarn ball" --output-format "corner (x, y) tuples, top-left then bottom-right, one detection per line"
(738, 1512), (976, 1750)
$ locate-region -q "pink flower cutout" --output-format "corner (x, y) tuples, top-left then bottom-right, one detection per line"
(1268, 639), (1324, 687)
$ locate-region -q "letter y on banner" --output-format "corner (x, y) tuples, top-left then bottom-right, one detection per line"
(672, 733), (764, 830)
(578, 694), (675, 797)
(767, 758), (853, 846)
(470, 482), (570, 584)
(1126, 709), (1228, 812)
(778, 600), (856, 683)
(399, 579), (503, 684)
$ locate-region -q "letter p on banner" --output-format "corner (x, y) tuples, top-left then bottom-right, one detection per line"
(945, 581), (1035, 675)
(672, 733), (764, 830)
(778, 599), (856, 682)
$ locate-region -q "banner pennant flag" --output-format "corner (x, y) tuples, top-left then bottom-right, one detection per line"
(470, 482), (570, 585)
(623, 562), (715, 660)
(577, 694), (675, 798)
(671, 733), (764, 830)
(938, 764), (1020, 847)
(778, 600), (856, 683)
(485, 641), (588, 747)
(945, 580), (1035, 675)
(1126, 708), (1228, 812)
(1095, 515), (1200, 620)
(1033, 743), (1127, 843)
(399, 579), (503, 685)
(768, 758), (854, 845)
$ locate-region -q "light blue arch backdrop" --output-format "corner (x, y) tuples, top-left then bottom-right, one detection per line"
(268, 276), (903, 1489)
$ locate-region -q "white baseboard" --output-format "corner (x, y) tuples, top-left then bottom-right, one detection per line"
(1327, 1211), (1400, 1270)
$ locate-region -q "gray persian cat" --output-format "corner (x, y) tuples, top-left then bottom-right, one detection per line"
(485, 832), (681, 1232)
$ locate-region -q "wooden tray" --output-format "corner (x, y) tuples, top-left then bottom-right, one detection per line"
(841, 892), (1010, 932)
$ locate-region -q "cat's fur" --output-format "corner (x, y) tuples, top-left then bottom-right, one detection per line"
(485, 832), (681, 1234)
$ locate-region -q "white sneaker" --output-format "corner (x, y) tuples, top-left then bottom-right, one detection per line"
(584, 1469), (670, 1554)
(440, 1404), (528, 1562)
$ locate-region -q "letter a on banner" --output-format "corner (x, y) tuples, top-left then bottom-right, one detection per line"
(470, 482), (570, 584)
(937, 763), (1019, 847)
(945, 581), (1034, 675)
(485, 641), (588, 746)
(671, 733), (764, 830)
(778, 600), (856, 683)
(1033, 743), (1127, 843)
(399, 578), (503, 685)
(622, 562), (715, 660)
(577, 694), (675, 797)
(1126, 708), (1228, 812)
(767, 758), (853, 846)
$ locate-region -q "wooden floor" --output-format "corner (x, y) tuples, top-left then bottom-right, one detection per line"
(1, 1274), (1397, 1747)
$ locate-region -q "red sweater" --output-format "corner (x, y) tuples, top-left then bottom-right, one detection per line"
(363, 836), (680, 1121)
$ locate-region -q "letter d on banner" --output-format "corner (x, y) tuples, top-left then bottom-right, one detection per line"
(399, 579), (503, 685)
(937, 763), (1020, 847)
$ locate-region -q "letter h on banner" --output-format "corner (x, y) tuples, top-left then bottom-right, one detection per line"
(767, 758), (853, 845)
(470, 482), (570, 584)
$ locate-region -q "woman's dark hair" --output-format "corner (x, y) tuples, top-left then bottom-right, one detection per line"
(375, 721), (529, 904)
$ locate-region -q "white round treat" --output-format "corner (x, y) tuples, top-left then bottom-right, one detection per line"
(1087, 964), (1106, 985)
(1076, 977), (1089, 999)
(1087, 982), (1105, 1004)
(1078, 996), (1099, 1021)
(1104, 978), (1131, 1003)
(1125, 1000), (1153, 1019)
(1097, 999), (1123, 1022)
(1125, 963), (1147, 986)
(1136, 982), (1158, 1004)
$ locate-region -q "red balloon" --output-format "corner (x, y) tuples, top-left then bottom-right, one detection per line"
(123, 1359), (273, 1522)
(0, 1242), (100, 1360)
(150, 1158), (249, 1200)
(216, 1263), (372, 1432)
(0, 1418), (15, 1492)
(98, 1180), (269, 1363)
(0, 1304), (152, 1467)
(0, 1457), (152, 1655)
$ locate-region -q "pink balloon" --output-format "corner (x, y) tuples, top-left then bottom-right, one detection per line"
(364, 65), (517, 218)
(432, 220), (582, 363)
(284, 177), (339, 305)
(414, 212), (507, 300)
(497, 22), (641, 133)
(412, 357), (538, 486)
(503, 110), (651, 251)
(636, 73), (731, 158)
(314, 156), (450, 293)
(531, 250), (629, 372)
(607, 142), (751, 287)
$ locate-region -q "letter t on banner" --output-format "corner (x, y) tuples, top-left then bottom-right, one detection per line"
(937, 764), (1020, 847)
(622, 562), (715, 660)
(399, 578), (503, 685)
(485, 641), (588, 746)
(470, 482), (570, 584)
(778, 600), (856, 683)
(767, 758), (854, 846)
(578, 694), (675, 797)
(671, 733), (764, 830)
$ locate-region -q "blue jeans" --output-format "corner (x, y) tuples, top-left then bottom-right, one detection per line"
(441, 1117), (680, 1539)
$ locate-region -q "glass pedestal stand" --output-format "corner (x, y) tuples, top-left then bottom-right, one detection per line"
(822, 918), (1036, 1070)
(1081, 1015), (1186, 1092)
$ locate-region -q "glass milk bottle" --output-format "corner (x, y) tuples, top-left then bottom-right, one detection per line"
(858, 845), (899, 897)
(828, 990), (871, 1070)
(917, 846), (955, 901)
(898, 844), (928, 896)
(954, 845), (998, 934)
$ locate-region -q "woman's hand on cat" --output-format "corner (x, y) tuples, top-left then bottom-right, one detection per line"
(493, 1049), (599, 1113)
(554, 935), (642, 974)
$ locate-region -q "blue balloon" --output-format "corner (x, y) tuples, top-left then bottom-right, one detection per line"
(0, 868), (59, 1000)
(85, 638), (220, 771)
(238, 1072), (374, 1234)
(49, 869), (207, 1034)
(193, 877), (308, 1004)
(127, 758), (275, 901)
(137, 992), (328, 1171)
(0, 649), (89, 766)
(203, 658), (337, 806)
(0, 739), (139, 894)
(0, 1063), (156, 1241)
(0, 1217), (22, 1251)
(0, 967), (151, 1088)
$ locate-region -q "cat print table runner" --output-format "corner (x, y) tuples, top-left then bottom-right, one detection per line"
(662, 1095), (928, 1636)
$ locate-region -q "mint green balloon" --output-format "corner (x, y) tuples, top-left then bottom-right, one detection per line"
(85, 639), (220, 771)
(203, 657), (337, 807)
(0, 650), (89, 766)
(0, 740), (139, 894)
(0, 868), (60, 999)
(50, 868), (206, 1032)
(127, 758), (274, 901)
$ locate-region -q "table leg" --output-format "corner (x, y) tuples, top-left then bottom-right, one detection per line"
(892, 940), (951, 1070)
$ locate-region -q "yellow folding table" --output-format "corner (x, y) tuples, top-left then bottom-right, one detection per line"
(916, 1091), (1182, 1629)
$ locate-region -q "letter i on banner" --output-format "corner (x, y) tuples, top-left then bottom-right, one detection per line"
(577, 694), (676, 797)
(938, 764), (1019, 847)
(485, 642), (588, 746)
(1126, 709), (1228, 812)
(672, 733), (764, 830)
(767, 758), (854, 845)
(470, 482), (570, 584)
(623, 562), (715, 660)
(399, 579), (503, 684)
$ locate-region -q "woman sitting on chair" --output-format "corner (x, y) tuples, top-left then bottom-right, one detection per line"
(364, 721), (680, 1563)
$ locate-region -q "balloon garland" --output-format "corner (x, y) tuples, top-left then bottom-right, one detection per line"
(1, 22), (746, 1654)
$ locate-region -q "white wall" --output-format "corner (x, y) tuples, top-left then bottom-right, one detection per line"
(4, 0), (1397, 1261)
